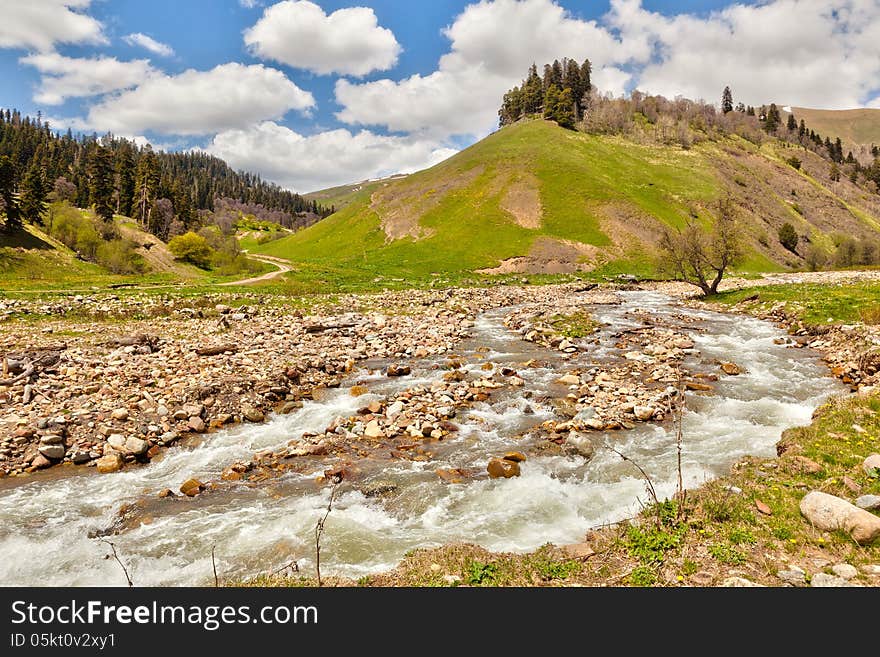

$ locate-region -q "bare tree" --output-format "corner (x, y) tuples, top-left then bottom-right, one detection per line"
(659, 197), (742, 296)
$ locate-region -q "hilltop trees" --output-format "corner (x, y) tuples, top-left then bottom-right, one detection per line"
(659, 198), (742, 296)
(499, 58), (591, 127)
(763, 103), (781, 132)
(721, 86), (733, 114)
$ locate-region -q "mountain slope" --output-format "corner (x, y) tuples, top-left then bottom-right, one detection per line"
(791, 107), (880, 147)
(258, 120), (880, 287)
(305, 175), (409, 210)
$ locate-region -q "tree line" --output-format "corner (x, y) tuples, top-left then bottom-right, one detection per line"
(498, 58), (592, 129)
(0, 109), (332, 236)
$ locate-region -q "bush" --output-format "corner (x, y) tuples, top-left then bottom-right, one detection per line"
(96, 239), (144, 274)
(804, 245), (827, 271)
(785, 156), (802, 170)
(168, 232), (213, 268)
(778, 222), (799, 253)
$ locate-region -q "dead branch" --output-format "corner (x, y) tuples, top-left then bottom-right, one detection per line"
(315, 476), (342, 587)
(305, 323), (356, 334)
(212, 545), (219, 587)
(0, 360), (34, 386)
(102, 540), (133, 587)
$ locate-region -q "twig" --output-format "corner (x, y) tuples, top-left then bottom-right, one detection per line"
(102, 540), (133, 587)
(315, 477), (342, 587)
(606, 445), (660, 526)
(269, 560), (299, 578)
(211, 545), (219, 587)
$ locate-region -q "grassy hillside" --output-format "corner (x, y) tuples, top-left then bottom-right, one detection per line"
(791, 107), (880, 147)
(305, 175), (409, 210)
(258, 119), (880, 289)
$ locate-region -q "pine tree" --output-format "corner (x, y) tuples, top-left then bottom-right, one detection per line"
(763, 103), (781, 132)
(786, 113), (797, 131)
(19, 161), (48, 224)
(116, 148), (136, 217)
(522, 64), (543, 115)
(798, 119), (807, 139)
(88, 146), (115, 222)
(553, 88), (576, 129)
(0, 155), (21, 232)
(834, 137), (844, 163)
(132, 147), (159, 227)
(543, 84), (560, 120)
(721, 86), (733, 114)
(829, 162), (840, 182)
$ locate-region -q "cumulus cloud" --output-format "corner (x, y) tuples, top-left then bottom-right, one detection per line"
(123, 33), (174, 58)
(81, 63), (315, 136)
(244, 0), (400, 76)
(206, 121), (456, 192)
(335, 0), (640, 139)
(20, 53), (155, 105)
(0, 0), (106, 52)
(610, 0), (880, 109)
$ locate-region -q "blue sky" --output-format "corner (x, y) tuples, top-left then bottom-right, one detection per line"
(1, 0), (878, 192)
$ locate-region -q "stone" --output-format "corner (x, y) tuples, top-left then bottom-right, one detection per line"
(107, 434), (126, 450)
(350, 385), (368, 397)
(685, 381), (713, 392)
(39, 433), (64, 445)
(861, 564), (880, 575)
(96, 453), (124, 474)
(38, 443), (66, 460)
(243, 407), (265, 423)
(558, 374), (580, 386)
(442, 574), (461, 585)
(124, 437), (149, 456)
(364, 420), (384, 438)
(831, 563), (858, 580)
(563, 433), (594, 460)
(633, 405), (655, 421)
(777, 569), (807, 587)
(110, 408), (129, 421)
(791, 455), (823, 474)
(180, 478), (204, 497)
(71, 451), (92, 464)
(720, 362), (742, 375)
(436, 468), (469, 484)
(361, 480), (399, 497)
(561, 543), (595, 559)
(863, 454), (880, 475)
(386, 364), (411, 377)
(689, 571), (714, 586)
(487, 458), (520, 479)
(31, 454), (52, 469)
(386, 401), (405, 418)
(503, 451), (527, 463)
(158, 488), (175, 498)
(855, 495), (880, 510)
(811, 573), (856, 588)
(799, 490), (880, 545)
(755, 499), (772, 515)
(188, 416), (206, 433)
(721, 577), (762, 587)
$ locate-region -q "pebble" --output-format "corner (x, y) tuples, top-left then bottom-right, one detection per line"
(831, 564), (858, 580)
(810, 573), (857, 587)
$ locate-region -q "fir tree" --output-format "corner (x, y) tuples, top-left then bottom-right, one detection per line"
(798, 119), (807, 139)
(0, 155), (21, 232)
(19, 161), (48, 224)
(763, 103), (781, 132)
(116, 148), (136, 217)
(786, 113), (797, 131)
(721, 86), (733, 114)
(132, 147), (159, 227)
(88, 146), (116, 222)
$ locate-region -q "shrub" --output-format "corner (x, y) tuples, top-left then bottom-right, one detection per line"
(96, 239), (144, 275)
(804, 245), (827, 271)
(785, 156), (802, 170)
(168, 231), (213, 268)
(778, 222), (799, 253)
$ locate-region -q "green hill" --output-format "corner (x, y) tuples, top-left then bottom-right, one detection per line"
(258, 120), (880, 289)
(791, 107), (880, 148)
(304, 175), (409, 211)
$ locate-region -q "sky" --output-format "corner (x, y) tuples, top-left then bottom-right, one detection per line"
(0, 0), (879, 193)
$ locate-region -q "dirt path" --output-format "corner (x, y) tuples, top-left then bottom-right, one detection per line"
(218, 254), (293, 286)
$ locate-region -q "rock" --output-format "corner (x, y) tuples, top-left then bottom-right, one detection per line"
(863, 454), (880, 475)
(188, 416), (206, 433)
(124, 437), (149, 456)
(563, 432), (594, 460)
(487, 458), (520, 479)
(811, 573), (857, 587)
(509, 376), (525, 387)
(71, 450), (92, 464)
(96, 453), (124, 474)
(777, 569), (807, 587)
(689, 571), (714, 586)
(633, 405), (655, 421)
(350, 385), (368, 397)
(799, 490), (880, 545)
(386, 401), (405, 417)
(436, 468), (469, 484)
(792, 455), (823, 474)
(721, 577), (762, 587)
(158, 489), (175, 498)
(31, 454), (52, 469)
(364, 420), (384, 438)
(503, 451), (527, 463)
(38, 443), (66, 460)
(561, 543), (595, 559)
(855, 495), (880, 510)
(842, 476), (861, 494)
(685, 381), (713, 392)
(39, 433), (64, 445)
(180, 478), (205, 497)
(557, 374), (580, 386)
(386, 364), (411, 377)
(442, 574), (461, 585)
(361, 480), (399, 497)
(861, 564), (880, 575)
(110, 408), (129, 421)
(831, 563), (858, 580)
(755, 499), (772, 515)
(243, 407), (265, 423)
(720, 362), (742, 375)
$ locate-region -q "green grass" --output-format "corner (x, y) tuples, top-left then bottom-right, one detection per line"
(713, 281), (880, 324)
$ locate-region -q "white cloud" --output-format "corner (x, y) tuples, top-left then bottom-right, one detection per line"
(206, 121), (456, 192)
(240, 0), (261, 7)
(0, 0), (105, 52)
(123, 33), (174, 58)
(82, 63), (315, 136)
(20, 53), (155, 105)
(608, 0), (880, 109)
(334, 0), (640, 139)
(244, 0), (400, 76)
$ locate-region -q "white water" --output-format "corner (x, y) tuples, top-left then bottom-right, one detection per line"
(0, 292), (842, 585)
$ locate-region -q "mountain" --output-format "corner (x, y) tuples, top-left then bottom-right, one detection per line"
(305, 174), (409, 211)
(256, 119), (880, 288)
(790, 107), (880, 149)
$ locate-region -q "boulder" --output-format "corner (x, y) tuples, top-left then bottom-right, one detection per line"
(557, 374), (580, 386)
(364, 420), (384, 438)
(180, 478), (205, 497)
(124, 437), (149, 456)
(361, 480), (399, 497)
(855, 495), (880, 511)
(863, 454), (880, 476)
(487, 458), (520, 479)
(96, 453), (124, 474)
(720, 362), (742, 375)
(71, 450), (92, 464)
(386, 364), (411, 377)
(777, 569), (807, 587)
(831, 563), (858, 580)
(810, 573), (857, 588)
(243, 407), (265, 423)
(38, 443), (66, 460)
(799, 490), (880, 545)
(563, 432), (595, 460)
(188, 416), (206, 433)
(633, 405), (655, 421)
(503, 451), (527, 463)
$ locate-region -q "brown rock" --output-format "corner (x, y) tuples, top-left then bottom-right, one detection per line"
(350, 385), (369, 396)
(180, 478), (205, 497)
(685, 381), (713, 392)
(720, 362), (742, 376)
(755, 499), (772, 515)
(561, 543), (595, 559)
(96, 453), (124, 474)
(436, 468), (469, 484)
(503, 451), (527, 463)
(792, 455), (823, 474)
(188, 416), (206, 433)
(32, 453), (52, 469)
(158, 489), (175, 498)
(487, 458), (521, 479)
